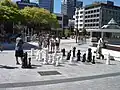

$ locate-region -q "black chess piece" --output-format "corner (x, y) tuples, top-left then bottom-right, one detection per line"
(61, 48), (66, 56)
(28, 57), (32, 68)
(77, 50), (81, 61)
(73, 47), (76, 57)
(82, 53), (86, 62)
(92, 56), (95, 64)
(22, 52), (28, 68)
(87, 48), (92, 62)
(66, 50), (71, 60)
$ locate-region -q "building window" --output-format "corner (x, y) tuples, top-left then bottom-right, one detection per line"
(91, 10), (93, 13)
(80, 16), (83, 18)
(80, 12), (83, 14)
(57, 16), (62, 20)
(80, 20), (83, 22)
(59, 24), (62, 28)
(97, 9), (99, 12)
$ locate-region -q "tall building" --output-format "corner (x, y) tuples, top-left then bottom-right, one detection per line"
(61, 0), (83, 19)
(38, 0), (54, 13)
(74, 1), (120, 30)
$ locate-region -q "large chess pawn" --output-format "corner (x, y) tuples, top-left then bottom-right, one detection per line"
(66, 50), (71, 60)
(22, 52), (28, 68)
(87, 48), (92, 62)
(77, 50), (81, 61)
(82, 53), (86, 62)
(61, 48), (66, 56)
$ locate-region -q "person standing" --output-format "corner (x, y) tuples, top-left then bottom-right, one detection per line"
(15, 36), (24, 65)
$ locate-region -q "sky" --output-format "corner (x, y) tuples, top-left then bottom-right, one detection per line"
(54, 0), (120, 13)
(12, 0), (120, 13)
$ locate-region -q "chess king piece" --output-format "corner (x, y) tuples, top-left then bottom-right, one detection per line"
(82, 53), (86, 62)
(73, 47), (76, 57)
(77, 50), (81, 61)
(87, 48), (92, 62)
(66, 50), (71, 60)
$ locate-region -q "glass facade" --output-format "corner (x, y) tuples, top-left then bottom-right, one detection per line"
(38, 0), (54, 13)
(61, 0), (83, 19)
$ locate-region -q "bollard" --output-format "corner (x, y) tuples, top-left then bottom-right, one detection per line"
(43, 48), (49, 64)
(106, 53), (110, 65)
(31, 48), (34, 56)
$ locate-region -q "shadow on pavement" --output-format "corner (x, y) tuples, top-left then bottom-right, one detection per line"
(0, 65), (18, 69)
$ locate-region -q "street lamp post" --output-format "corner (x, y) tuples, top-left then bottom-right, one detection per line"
(76, 8), (79, 43)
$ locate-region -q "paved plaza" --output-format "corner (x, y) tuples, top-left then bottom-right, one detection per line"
(0, 39), (120, 90)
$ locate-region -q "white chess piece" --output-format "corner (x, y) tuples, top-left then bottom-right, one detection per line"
(48, 54), (53, 64)
(43, 48), (48, 64)
(69, 51), (74, 64)
(36, 49), (40, 61)
(106, 53), (110, 65)
(51, 52), (57, 65)
(59, 53), (64, 63)
(31, 48), (34, 56)
(38, 50), (43, 61)
(55, 56), (60, 66)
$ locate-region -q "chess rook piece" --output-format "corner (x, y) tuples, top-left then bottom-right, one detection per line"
(87, 48), (92, 62)
(82, 53), (86, 62)
(73, 47), (76, 57)
(77, 50), (81, 61)
(66, 50), (71, 60)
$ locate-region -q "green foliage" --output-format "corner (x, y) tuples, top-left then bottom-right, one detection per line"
(21, 7), (59, 30)
(82, 28), (87, 36)
(0, 0), (18, 8)
(64, 29), (71, 37)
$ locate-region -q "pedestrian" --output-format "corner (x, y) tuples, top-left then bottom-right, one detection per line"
(15, 35), (24, 65)
(56, 37), (60, 52)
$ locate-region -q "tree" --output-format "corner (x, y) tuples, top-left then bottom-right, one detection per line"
(82, 27), (87, 36)
(0, 0), (18, 8)
(21, 7), (59, 32)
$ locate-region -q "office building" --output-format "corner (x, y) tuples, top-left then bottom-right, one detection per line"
(54, 13), (68, 30)
(61, 0), (83, 19)
(38, 0), (54, 13)
(74, 1), (120, 30)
